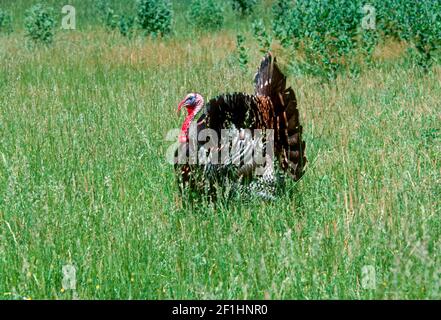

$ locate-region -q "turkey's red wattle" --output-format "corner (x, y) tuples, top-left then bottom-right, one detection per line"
(179, 109), (197, 143)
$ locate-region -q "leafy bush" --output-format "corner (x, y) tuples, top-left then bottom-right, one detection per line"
(372, 0), (441, 71)
(96, 0), (119, 30)
(236, 34), (249, 70)
(0, 8), (12, 34)
(231, 0), (257, 15)
(136, 0), (173, 37)
(24, 4), (56, 45)
(272, 0), (375, 80)
(252, 19), (272, 53)
(401, 0), (441, 71)
(104, 8), (119, 30)
(372, 0), (406, 40)
(118, 15), (135, 38)
(272, 0), (296, 48)
(188, 0), (224, 31)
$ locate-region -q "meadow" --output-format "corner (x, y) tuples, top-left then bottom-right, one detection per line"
(0, 0), (440, 299)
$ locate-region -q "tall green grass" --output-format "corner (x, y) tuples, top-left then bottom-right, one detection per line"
(0, 0), (440, 299)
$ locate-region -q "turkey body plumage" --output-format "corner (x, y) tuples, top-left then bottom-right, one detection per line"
(175, 53), (306, 201)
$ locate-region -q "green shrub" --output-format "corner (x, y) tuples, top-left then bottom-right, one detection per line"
(372, 0), (406, 40)
(402, 0), (441, 71)
(96, 0), (119, 30)
(272, 0), (296, 48)
(136, 0), (173, 37)
(188, 0), (224, 31)
(0, 8), (13, 34)
(372, 0), (441, 71)
(231, 0), (257, 15)
(118, 15), (135, 38)
(272, 0), (374, 80)
(24, 4), (56, 45)
(236, 34), (249, 70)
(252, 19), (272, 54)
(104, 8), (119, 30)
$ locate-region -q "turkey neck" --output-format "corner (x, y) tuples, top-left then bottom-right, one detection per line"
(180, 103), (204, 142)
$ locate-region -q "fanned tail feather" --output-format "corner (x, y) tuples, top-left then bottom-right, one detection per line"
(254, 52), (307, 180)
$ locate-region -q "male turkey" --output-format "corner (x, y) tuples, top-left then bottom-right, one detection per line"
(174, 53), (306, 200)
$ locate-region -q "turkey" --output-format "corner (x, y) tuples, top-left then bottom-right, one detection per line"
(174, 53), (306, 201)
